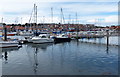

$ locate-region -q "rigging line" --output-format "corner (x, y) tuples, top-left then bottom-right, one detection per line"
(29, 7), (34, 23)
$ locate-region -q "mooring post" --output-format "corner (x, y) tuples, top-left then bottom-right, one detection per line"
(106, 30), (109, 46)
(3, 24), (7, 41)
(106, 30), (109, 51)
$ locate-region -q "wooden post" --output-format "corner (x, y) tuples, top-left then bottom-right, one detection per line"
(106, 30), (109, 46)
(106, 30), (109, 51)
(3, 24), (7, 41)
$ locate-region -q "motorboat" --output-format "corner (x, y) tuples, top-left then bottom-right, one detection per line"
(31, 34), (54, 44)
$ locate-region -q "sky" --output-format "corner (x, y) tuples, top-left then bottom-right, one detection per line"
(0, 0), (119, 26)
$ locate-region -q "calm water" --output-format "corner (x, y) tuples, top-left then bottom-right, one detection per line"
(79, 36), (119, 45)
(1, 37), (118, 75)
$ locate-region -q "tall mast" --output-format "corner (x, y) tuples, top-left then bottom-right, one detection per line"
(21, 17), (22, 24)
(43, 16), (45, 23)
(72, 19), (74, 24)
(34, 4), (36, 24)
(60, 8), (65, 24)
(68, 14), (71, 24)
(36, 5), (37, 24)
(51, 7), (53, 23)
(1, 17), (3, 23)
(60, 8), (62, 24)
(76, 12), (77, 24)
(33, 4), (37, 29)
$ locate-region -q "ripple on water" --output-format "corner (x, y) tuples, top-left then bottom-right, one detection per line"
(2, 39), (118, 75)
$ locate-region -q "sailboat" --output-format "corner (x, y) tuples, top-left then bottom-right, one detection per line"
(19, 4), (38, 36)
(28, 4), (54, 44)
(53, 8), (71, 43)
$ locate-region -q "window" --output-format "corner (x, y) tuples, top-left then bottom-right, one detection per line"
(41, 36), (46, 38)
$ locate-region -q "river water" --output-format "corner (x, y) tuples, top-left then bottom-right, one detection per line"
(1, 36), (119, 75)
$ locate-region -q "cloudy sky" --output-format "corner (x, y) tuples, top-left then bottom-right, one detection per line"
(0, 0), (119, 26)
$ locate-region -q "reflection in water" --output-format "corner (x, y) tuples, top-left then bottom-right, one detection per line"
(33, 48), (38, 75)
(2, 47), (20, 52)
(79, 36), (118, 45)
(26, 43), (53, 75)
(4, 52), (8, 61)
(4, 52), (8, 64)
(2, 40), (118, 75)
(28, 43), (53, 51)
(25, 45), (39, 75)
(2, 47), (21, 64)
(80, 38), (113, 55)
(106, 45), (109, 54)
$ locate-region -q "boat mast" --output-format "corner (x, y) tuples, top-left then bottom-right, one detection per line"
(76, 12), (77, 24)
(51, 7), (53, 23)
(68, 14), (71, 24)
(33, 4), (37, 29)
(76, 12), (79, 39)
(60, 8), (65, 24)
(36, 5), (37, 25)
(34, 4), (36, 25)
(21, 17), (22, 25)
(1, 17), (3, 23)
(60, 8), (62, 24)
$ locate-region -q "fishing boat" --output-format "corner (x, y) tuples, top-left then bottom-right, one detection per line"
(31, 34), (54, 44)
(0, 41), (21, 48)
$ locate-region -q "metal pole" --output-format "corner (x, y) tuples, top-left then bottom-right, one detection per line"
(1, 17), (3, 23)
(69, 14), (71, 24)
(60, 8), (62, 24)
(36, 5), (37, 30)
(51, 7), (53, 23)
(76, 12), (77, 24)
(21, 17), (22, 24)
(34, 4), (36, 24)
(36, 5), (37, 24)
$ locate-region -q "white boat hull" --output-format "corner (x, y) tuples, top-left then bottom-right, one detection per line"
(32, 38), (54, 44)
(0, 41), (19, 48)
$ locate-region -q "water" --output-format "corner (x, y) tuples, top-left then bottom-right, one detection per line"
(79, 36), (119, 46)
(1, 37), (118, 75)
